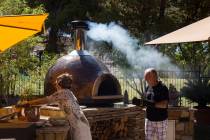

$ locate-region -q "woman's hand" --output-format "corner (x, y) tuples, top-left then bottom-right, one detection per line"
(16, 100), (30, 108)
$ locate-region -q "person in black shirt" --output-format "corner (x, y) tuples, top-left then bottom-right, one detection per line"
(143, 68), (169, 140)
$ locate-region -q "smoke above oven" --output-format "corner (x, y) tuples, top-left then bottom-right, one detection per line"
(87, 22), (177, 70)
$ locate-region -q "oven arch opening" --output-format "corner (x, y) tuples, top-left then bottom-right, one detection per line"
(92, 73), (121, 97)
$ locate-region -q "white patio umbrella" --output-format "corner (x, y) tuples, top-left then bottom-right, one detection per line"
(145, 16), (210, 45)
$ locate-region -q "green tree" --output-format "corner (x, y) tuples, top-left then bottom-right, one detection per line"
(0, 0), (51, 99)
(0, 0), (45, 15)
(160, 42), (210, 74)
(32, 0), (101, 53)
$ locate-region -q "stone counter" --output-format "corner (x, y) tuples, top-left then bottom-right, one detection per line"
(1, 105), (194, 140)
(40, 104), (145, 140)
(0, 120), (70, 140)
(168, 107), (194, 140)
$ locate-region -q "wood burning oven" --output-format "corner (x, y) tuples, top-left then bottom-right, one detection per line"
(44, 21), (122, 106)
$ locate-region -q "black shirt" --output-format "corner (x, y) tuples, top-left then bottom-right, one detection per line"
(145, 81), (169, 121)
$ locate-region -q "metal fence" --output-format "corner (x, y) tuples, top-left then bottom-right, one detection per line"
(103, 59), (210, 108)
(1, 57), (210, 108)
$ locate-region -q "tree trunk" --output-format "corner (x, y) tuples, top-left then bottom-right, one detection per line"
(159, 0), (166, 20)
(46, 27), (59, 53)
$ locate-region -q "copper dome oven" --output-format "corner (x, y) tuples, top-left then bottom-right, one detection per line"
(44, 21), (123, 106)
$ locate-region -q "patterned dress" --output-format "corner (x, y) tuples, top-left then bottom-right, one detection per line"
(47, 89), (92, 140)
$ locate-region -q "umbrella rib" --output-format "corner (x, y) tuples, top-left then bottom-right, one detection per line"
(0, 24), (39, 31)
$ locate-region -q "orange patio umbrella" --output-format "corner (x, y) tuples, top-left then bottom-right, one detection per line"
(0, 14), (48, 52)
(145, 16), (210, 45)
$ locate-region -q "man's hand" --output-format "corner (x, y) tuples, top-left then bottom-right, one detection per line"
(142, 100), (154, 107)
(155, 100), (168, 108)
(132, 97), (143, 106)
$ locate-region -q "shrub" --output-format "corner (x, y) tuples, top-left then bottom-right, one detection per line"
(181, 79), (210, 108)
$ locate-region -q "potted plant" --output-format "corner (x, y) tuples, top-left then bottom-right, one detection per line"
(181, 79), (210, 125)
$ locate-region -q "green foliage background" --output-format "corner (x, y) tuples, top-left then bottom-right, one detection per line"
(0, 0), (210, 100)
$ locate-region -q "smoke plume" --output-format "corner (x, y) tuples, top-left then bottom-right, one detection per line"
(87, 22), (177, 70)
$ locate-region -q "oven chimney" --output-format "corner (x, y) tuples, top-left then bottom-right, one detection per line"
(71, 21), (88, 51)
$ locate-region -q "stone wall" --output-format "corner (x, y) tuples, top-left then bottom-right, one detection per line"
(84, 106), (194, 140)
(168, 107), (194, 140)
(83, 105), (145, 140)
(40, 105), (145, 140)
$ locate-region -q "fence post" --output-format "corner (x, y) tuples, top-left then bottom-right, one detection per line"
(198, 65), (201, 81)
